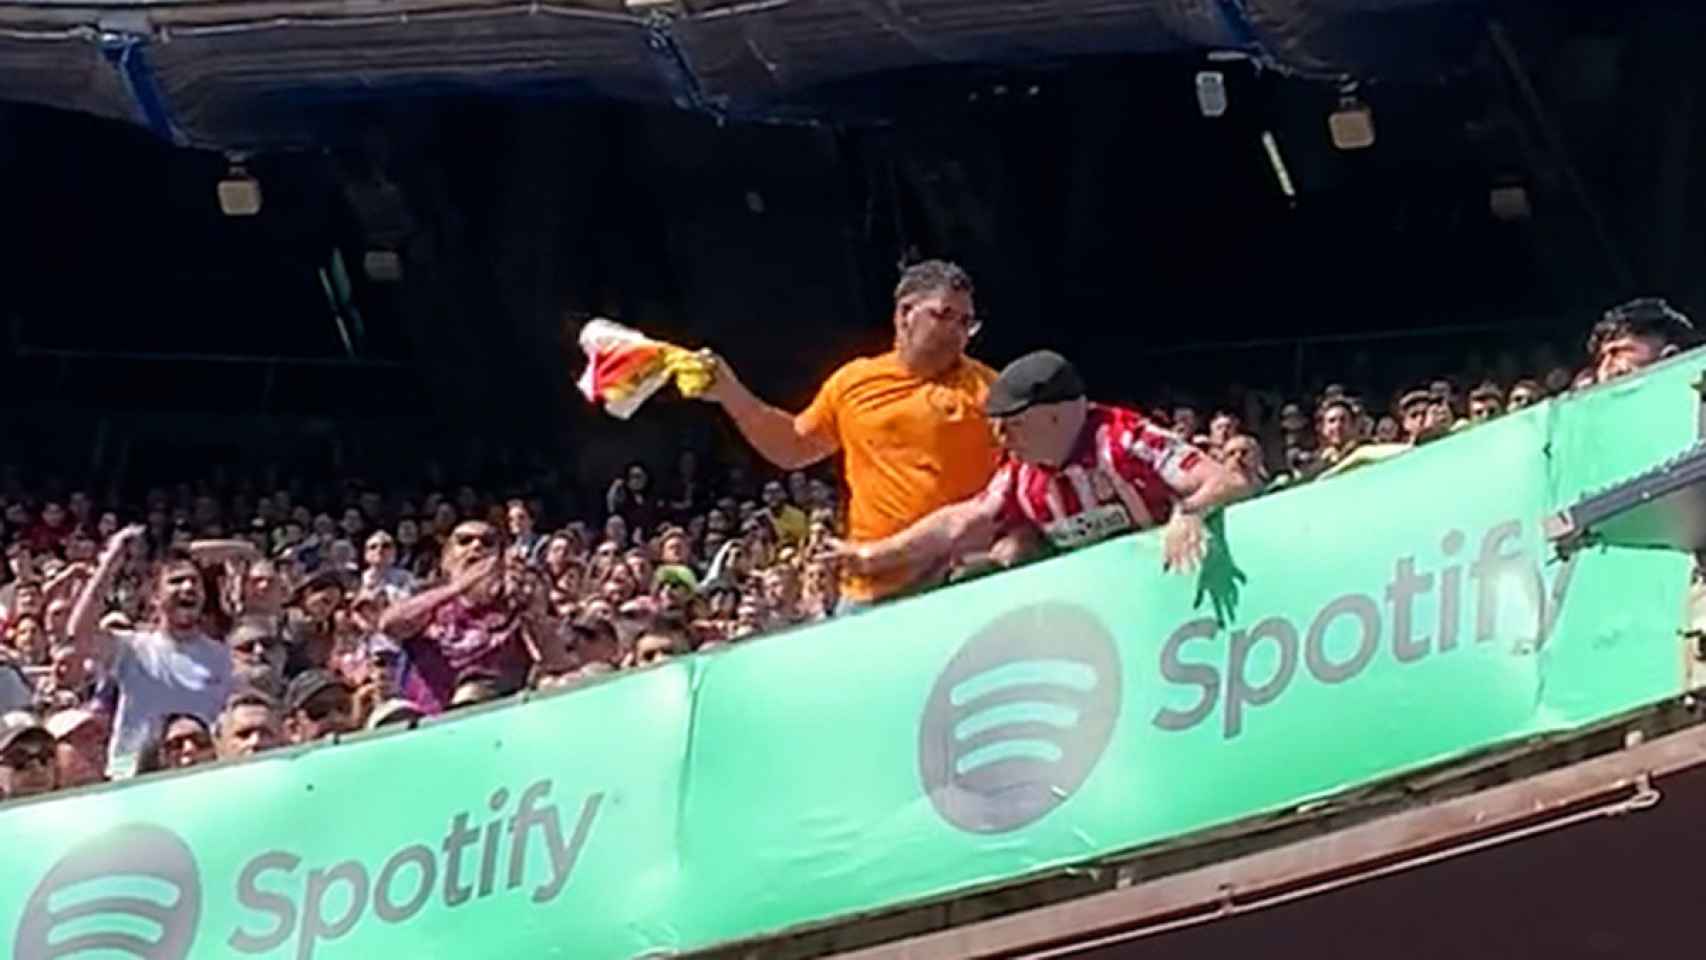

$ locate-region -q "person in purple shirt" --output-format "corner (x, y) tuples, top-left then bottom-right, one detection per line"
(378, 520), (562, 715)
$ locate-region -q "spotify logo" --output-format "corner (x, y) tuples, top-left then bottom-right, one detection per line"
(919, 603), (1122, 833)
(14, 823), (201, 960)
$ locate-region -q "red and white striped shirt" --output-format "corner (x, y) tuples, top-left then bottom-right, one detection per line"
(985, 404), (1203, 549)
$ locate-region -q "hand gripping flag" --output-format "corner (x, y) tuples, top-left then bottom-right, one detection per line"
(575, 319), (715, 419)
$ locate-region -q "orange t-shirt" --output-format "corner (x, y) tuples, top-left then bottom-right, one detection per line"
(797, 351), (1001, 601)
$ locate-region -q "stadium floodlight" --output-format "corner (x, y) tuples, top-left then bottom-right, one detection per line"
(1196, 71), (1228, 118)
(218, 155), (262, 216)
(1490, 184), (1532, 222)
(1329, 92), (1375, 150)
(364, 250), (403, 282)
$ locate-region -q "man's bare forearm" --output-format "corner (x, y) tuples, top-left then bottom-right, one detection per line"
(69, 539), (127, 664)
(378, 581), (467, 639)
(856, 502), (989, 577)
(1176, 461), (1242, 516)
(720, 388), (832, 471)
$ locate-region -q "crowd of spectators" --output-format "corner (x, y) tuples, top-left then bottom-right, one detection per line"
(0, 293), (1692, 802)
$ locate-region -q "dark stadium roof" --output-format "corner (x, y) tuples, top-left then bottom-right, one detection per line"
(0, 0), (1489, 146)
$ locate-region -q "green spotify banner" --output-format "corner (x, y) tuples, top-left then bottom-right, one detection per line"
(2, 356), (1701, 960)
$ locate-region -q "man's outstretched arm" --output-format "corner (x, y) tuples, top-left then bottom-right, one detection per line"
(699, 352), (837, 471)
(1171, 453), (1243, 517)
(1159, 452), (1242, 574)
(835, 487), (1007, 578)
(70, 526), (143, 667)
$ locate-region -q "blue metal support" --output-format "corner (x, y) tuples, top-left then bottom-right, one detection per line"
(641, 10), (723, 119)
(98, 32), (185, 146)
(1210, 0), (1352, 82)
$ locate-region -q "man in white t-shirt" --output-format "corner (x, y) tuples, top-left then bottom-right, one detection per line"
(68, 526), (233, 779)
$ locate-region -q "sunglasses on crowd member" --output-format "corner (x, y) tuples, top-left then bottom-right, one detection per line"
(163, 728), (213, 754)
(454, 530), (499, 549)
(301, 691), (353, 723)
(2, 743), (53, 770)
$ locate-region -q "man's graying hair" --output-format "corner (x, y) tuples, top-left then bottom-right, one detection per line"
(894, 260), (973, 306)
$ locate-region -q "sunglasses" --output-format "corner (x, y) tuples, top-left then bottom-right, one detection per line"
(164, 731), (213, 753)
(301, 689), (353, 722)
(454, 531), (499, 548)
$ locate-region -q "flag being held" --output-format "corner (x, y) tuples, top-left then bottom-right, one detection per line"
(575, 319), (715, 419)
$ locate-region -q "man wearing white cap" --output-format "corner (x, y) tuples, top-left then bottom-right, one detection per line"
(367, 698), (425, 731)
(45, 708), (108, 789)
(0, 712), (58, 801)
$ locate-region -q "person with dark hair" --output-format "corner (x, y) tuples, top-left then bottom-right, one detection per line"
(503, 499), (544, 566)
(282, 570), (344, 674)
(360, 530), (417, 604)
(1316, 397), (1362, 469)
(282, 670), (355, 744)
(134, 712), (215, 775)
(1467, 382), (1505, 423)
(379, 520), (563, 715)
(696, 260), (1000, 610)
(1589, 297), (1695, 384)
(1207, 410), (1241, 453)
(628, 616), (691, 668)
(606, 463), (661, 539)
(1397, 388), (1434, 444)
(67, 527), (233, 779)
(1507, 378), (1543, 411)
(215, 687), (282, 759)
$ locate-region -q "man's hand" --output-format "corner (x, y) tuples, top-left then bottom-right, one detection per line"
(107, 525), (147, 558)
(819, 538), (869, 576)
(693, 350), (744, 406)
(1161, 512), (1209, 575)
(450, 557), (501, 595)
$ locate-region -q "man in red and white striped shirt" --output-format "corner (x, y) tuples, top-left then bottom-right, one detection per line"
(836, 351), (1243, 579)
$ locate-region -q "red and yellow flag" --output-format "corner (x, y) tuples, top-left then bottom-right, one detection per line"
(575, 319), (714, 419)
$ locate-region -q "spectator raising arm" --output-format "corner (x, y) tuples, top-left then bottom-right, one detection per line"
(68, 525), (145, 667)
(698, 352), (838, 471)
(378, 556), (499, 639)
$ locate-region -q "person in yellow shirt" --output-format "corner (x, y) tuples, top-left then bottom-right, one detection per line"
(760, 479), (810, 547)
(699, 260), (1000, 609)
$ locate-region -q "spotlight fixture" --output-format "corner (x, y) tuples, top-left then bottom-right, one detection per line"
(1329, 89), (1376, 151)
(364, 250), (403, 282)
(1489, 184), (1532, 222)
(218, 155), (262, 216)
(1196, 71), (1228, 118)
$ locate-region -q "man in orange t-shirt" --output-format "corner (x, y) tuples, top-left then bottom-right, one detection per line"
(699, 260), (1000, 608)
